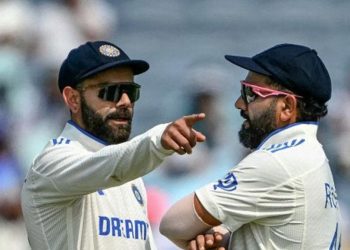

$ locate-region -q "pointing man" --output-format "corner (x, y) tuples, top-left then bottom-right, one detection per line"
(21, 41), (205, 250)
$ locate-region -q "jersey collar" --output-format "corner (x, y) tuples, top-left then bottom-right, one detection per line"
(62, 120), (108, 151)
(257, 121), (319, 150)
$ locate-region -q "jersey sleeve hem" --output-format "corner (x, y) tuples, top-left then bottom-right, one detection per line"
(195, 188), (222, 222)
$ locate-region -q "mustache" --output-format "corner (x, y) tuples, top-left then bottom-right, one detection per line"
(105, 108), (132, 121)
(240, 110), (249, 120)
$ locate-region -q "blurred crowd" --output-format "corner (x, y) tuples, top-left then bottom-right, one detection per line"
(0, 0), (116, 248)
(0, 0), (349, 249)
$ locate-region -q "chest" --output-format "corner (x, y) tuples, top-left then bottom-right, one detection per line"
(76, 179), (150, 241)
(82, 179), (147, 215)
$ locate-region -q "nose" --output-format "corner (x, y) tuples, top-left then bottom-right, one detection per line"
(116, 93), (132, 107)
(235, 96), (246, 110)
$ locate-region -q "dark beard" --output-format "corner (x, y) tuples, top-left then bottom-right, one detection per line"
(80, 97), (133, 145)
(238, 101), (277, 149)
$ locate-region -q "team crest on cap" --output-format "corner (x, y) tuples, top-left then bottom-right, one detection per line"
(99, 44), (120, 57)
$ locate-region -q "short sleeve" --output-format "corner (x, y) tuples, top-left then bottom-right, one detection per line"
(195, 150), (297, 232)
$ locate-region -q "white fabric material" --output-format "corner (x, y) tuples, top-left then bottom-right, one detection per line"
(21, 121), (173, 250)
(196, 122), (341, 250)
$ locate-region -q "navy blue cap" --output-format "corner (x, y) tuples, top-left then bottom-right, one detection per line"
(58, 41), (149, 92)
(225, 43), (332, 103)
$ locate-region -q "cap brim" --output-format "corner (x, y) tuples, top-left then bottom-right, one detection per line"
(224, 55), (271, 76)
(80, 59), (149, 80)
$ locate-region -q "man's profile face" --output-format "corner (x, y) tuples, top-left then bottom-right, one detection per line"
(238, 99), (277, 149)
(235, 72), (278, 149)
(79, 67), (136, 144)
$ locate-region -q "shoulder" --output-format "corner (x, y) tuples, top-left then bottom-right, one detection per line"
(197, 151), (289, 198)
(223, 150), (293, 191)
(43, 136), (85, 154)
(50, 137), (73, 146)
(259, 137), (306, 154)
(239, 150), (287, 175)
(256, 123), (324, 162)
(256, 133), (326, 177)
(32, 137), (86, 169)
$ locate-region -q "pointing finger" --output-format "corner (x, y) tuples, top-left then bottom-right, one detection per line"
(183, 113), (206, 127)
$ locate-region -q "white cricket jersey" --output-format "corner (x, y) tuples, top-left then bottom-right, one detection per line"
(21, 120), (173, 250)
(196, 122), (342, 250)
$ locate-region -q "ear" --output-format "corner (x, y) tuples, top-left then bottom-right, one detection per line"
(279, 95), (297, 123)
(62, 86), (81, 114)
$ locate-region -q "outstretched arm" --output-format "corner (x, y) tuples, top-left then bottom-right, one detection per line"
(28, 113), (206, 201)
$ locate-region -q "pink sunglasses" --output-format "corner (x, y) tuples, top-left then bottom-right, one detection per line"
(240, 80), (302, 104)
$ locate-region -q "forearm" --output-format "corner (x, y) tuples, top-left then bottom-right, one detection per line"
(160, 193), (212, 247)
(34, 124), (173, 196)
(108, 123), (174, 182)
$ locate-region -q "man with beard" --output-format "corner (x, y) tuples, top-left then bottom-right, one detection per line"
(160, 44), (342, 250)
(21, 41), (206, 250)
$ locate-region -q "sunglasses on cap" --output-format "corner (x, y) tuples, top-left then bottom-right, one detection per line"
(240, 81), (302, 104)
(80, 82), (141, 103)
